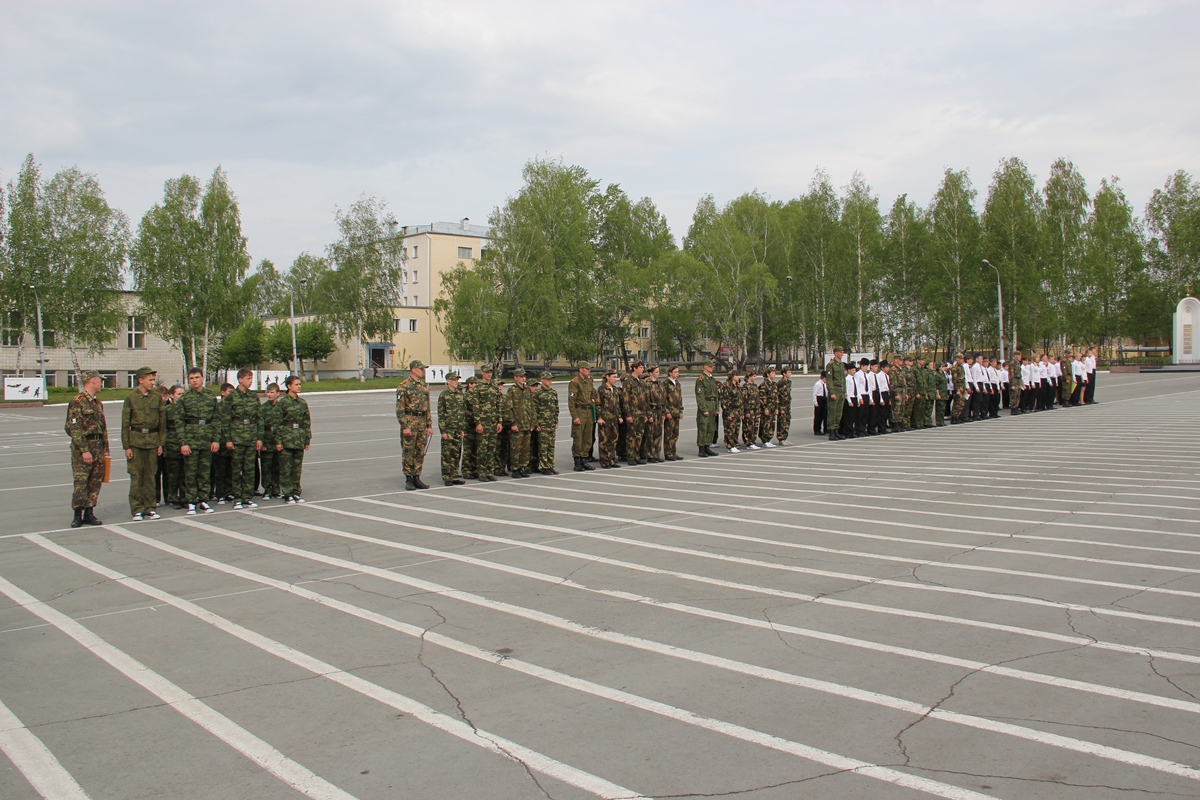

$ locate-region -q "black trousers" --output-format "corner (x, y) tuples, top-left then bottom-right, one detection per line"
(1085, 372), (1097, 403)
(1001, 383), (1010, 408)
(989, 390), (1001, 418)
(814, 397), (827, 434)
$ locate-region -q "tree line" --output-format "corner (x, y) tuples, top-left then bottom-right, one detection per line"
(0, 154), (403, 382)
(437, 157), (1200, 368)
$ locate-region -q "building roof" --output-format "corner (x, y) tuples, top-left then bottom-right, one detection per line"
(402, 219), (491, 239)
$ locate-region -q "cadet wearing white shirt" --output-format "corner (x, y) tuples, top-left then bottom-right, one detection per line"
(1084, 348), (1098, 403)
(813, 372), (829, 435)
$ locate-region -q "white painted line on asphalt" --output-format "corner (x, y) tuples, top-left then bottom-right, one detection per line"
(460, 489), (1200, 601)
(346, 497), (1200, 666)
(0, 696), (91, 800)
(330, 497), (1200, 711)
(100, 526), (1000, 800)
(0, 572), (360, 800)
(171, 515), (1200, 784)
(29, 532), (651, 800)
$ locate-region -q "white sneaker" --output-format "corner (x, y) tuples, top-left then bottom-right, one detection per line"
(728, 447), (740, 454)
(199, 502), (214, 514)
(780, 440), (791, 446)
(132, 513), (143, 521)
(217, 497), (226, 505)
(260, 494), (272, 501)
(285, 496), (296, 504)
(764, 441), (777, 448)
(146, 511), (161, 520)
(186, 504), (197, 516)
(293, 496), (305, 504)
(748, 444), (760, 450)
(244, 501), (258, 509)
(233, 502), (244, 510)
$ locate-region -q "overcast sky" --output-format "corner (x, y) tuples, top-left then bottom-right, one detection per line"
(2, 1), (1197, 268)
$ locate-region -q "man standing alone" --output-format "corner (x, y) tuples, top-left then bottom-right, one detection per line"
(396, 360), (432, 490)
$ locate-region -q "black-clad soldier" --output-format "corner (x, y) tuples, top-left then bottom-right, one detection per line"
(65, 369), (109, 528)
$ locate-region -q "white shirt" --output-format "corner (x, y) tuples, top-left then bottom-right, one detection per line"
(876, 371), (890, 393)
(986, 366), (1000, 385)
(1000, 368), (1010, 384)
(844, 375), (858, 399)
(864, 370), (878, 395)
(1053, 362), (1063, 378)
(1084, 354), (1096, 374)
(1073, 359), (1086, 380)
(813, 380), (827, 402)
(969, 363), (986, 385)
(853, 370), (868, 398)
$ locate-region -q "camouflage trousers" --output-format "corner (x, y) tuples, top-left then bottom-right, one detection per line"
(1009, 384), (1022, 409)
(278, 448), (304, 497)
(742, 414), (759, 447)
(475, 428), (499, 477)
(571, 417), (594, 458)
(624, 419), (645, 462)
(826, 395), (844, 432)
(163, 453), (185, 505)
(599, 420), (619, 466)
(508, 428), (531, 472)
(537, 426), (556, 470)
(126, 447), (158, 515)
(441, 432), (464, 481)
(911, 397), (930, 428)
(890, 396), (906, 427)
(951, 391), (967, 421)
(722, 411), (741, 449)
(462, 431), (478, 477)
(777, 411), (790, 442)
(211, 450), (232, 499)
(183, 448), (214, 504)
(401, 430), (428, 476)
(663, 415), (680, 459)
(258, 449), (280, 495)
(71, 443), (106, 509)
(696, 412), (717, 447)
(231, 444), (258, 503)
(934, 396), (946, 426)
(642, 416), (661, 460)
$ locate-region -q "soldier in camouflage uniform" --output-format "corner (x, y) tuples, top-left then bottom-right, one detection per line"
(758, 366), (779, 447)
(950, 354), (969, 424)
(396, 359), (432, 490)
(122, 366), (166, 520)
(467, 366), (503, 481)
(437, 371), (466, 486)
(502, 368), (535, 477)
(622, 361), (648, 465)
(568, 366), (597, 472)
(596, 369), (622, 468)
(178, 367), (222, 514)
(889, 358), (908, 431)
(826, 348), (846, 440)
(642, 365), (664, 462)
(910, 357), (928, 429)
(532, 371), (560, 474)
(616, 373), (629, 461)
(211, 382), (235, 503)
(259, 383), (283, 498)
(718, 369), (742, 451)
(933, 362), (949, 427)
(163, 385), (185, 508)
(276, 375), (311, 502)
(1007, 352), (1024, 416)
(65, 369), (109, 528)
(741, 369), (761, 449)
(662, 365), (684, 461)
(222, 368), (263, 509)
(694, 361), (719, 457)
(775, 367), (793, 444)
(462, 376), (479, 477)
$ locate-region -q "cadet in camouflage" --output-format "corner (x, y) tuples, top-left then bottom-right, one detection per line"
(276, 375), (311, 502)
(694, 361), (719, 456)
(642, 365), (664, 462)
(223, 368), (263, 507)
(775, 367), (793, 444)
(467, 366), (503, 481)
(396, 360), (432, 490)
(438, 371), (466, 485)
(741, 370), (761, 448)
(622, 361), (648, 464)
(532, 371), (559, 474)
(462, 375), (479, 477)
(596, 369), (622, 468)
(568, 365), (596, 470)
(259, 383), (283, 497)
(65, 369), (109, 527)
(502, 368), (535, 476)
(121, 366), (165, 518)
(162, 384), (185, 508)
(758, 366), (778, 446)
(718, 370), (742, 451)
(178, 367), (222, 512)
(661, 365), (684, 460)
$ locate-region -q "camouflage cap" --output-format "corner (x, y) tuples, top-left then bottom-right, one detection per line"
(513, 367), (526, 377)
(409, 359), (426, 369)
(445, 371), (460, 380)
(135, 366), (157, 379)
(604, 368), (617, 377)
(539, 371), (553, 380)
(465, 375), (478, 385)
(954, 352), (964, 359)
(668, 364), (680, 373)
(479, 364), (494, 373)
(80, 369), (101, 383)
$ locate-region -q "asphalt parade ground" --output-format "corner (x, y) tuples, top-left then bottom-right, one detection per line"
(2, 372), (1199, 800)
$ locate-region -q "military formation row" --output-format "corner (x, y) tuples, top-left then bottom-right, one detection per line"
(63, 367), (313, 527)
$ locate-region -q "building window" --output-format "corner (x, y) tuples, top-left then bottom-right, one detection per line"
(639, 326), (650, 339)
(126, 372), (139, 388)
(412, 295), (419, 306)
(407, 319), (418, 333)
(458, 246), (473, 259)
(127, 316), (146, 349)
(402, 247), (408, 258)
(1, 313), (19, 347)
(394, 317), (418, 333)
(412, 270), (419, 284)
(99, 371), (117, 389)
(413, 245), (419, 258)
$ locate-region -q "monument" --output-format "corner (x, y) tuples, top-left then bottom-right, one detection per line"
(1173, 294), (1200, 364)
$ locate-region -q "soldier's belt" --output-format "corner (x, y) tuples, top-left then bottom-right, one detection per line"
(289, 423), (302, 428)
(234, 419), (255, 424)
(184, 418), (208, 425)
(129, 427), (158, 434)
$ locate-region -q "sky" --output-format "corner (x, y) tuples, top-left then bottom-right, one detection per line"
(1, 0), (1197, 269)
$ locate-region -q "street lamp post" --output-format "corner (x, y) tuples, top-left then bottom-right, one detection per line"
(289, 278), (308, 376)
(981, 260), (1005, 362)
(29, 285), (46, 393)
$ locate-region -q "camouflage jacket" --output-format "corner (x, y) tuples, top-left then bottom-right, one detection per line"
(622, 375), (648, 417)
(121, 387), (166, 450)
(775, 378), (792, 415)
(718, 378), (741, 415)
(758, 379), (778, 416)
(395, 376), (431, 432)
(568, 375), (596, 422)
(438, 386), (467, 435)
(951, 363), (968, 395)
(163, 401), (183, 453)
(741, 380), (761, 417)
(261, 399), (283, 447)
(466, 379), (503, 427)
(65, 391), (108, 452)
(177, 387), (222, 447)
(597, 383), (621, 424)
(826, 359), (846, 398)
(502, 382), (535, 428)
(532, 384), (559, 429)
(223, 386), (263, 446)
(932, 369), (948, 397)
(662, 378), (683, 417)
(645, 378), (664, 418)
(1007, 359), (1024, 388)
(694, 373), (719, 416)
(276, 394), (311, 449)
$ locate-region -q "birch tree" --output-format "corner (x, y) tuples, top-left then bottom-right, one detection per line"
(928, 168), (982, 353)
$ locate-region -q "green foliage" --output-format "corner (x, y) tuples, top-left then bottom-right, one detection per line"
(216, 317), (267, 369)
(1145, 170), (1200, 300)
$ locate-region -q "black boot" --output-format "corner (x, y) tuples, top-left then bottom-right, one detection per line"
(699, 447), (709, 458)
(70, 508), (83, 529)
(405, 475), (416, 491)
(572, 457), (583, 472)
(82, 508), (103, 526)
(413, 476), (430, 489)
(581, 457), (595, 471)
(705, 446), (719, 457)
